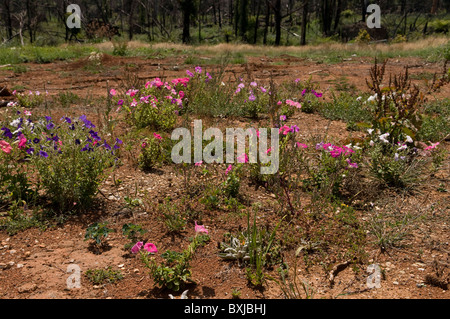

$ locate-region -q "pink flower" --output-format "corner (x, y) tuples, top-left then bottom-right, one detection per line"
(141, 142), (147, 148)
(109, 89), (117, 96)
(279, 125), (292, 135)
(126, 89), (139, 97)
(277, 101), (282, 106)
(424, 142), (440, 151)
(0, 140), (12, 154)
(143, 243), (158, 254)
(179, 91), (185, 99)
(131, 242), (144, 254)
(195, 221), (208, 234)
(225, 164), (233, 175)
(237, 153), (249, 163)
(296, 142), (308, 149)
(153, 133), (162, 140)
(346, 158), (359, 168)
(266, 148), (271, 154)
(280, 115), (286, 121)
(195, 161), (203, 166)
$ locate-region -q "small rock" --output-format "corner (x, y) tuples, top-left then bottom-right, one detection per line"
(93, 285), (102, 289)
(17, 264), (24, 268)
(118, 264), (124, 268)
(393, 281), (399, 285)
(8, 261), (15, 267)
(18, 283), (38, 293)
(24, 251), (31, 258)
(8, 250), (17, 254)
(133, 269), (139, 273)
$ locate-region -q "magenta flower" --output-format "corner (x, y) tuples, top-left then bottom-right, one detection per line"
(194, 221), (208, 234)
(131, 242), (143, 254)
(18, 135), (27, 149)
(153, 133), (162, 140)
(143, 243), (158, 254)
(109, 89), (117, 96)
(225, 164), (233, 175)
(296, 142), (308, 149)
(280, 115), (287, 121)
(195, 161), (203, 166)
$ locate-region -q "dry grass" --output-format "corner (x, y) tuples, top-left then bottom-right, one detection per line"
(86, 35), (448, 57)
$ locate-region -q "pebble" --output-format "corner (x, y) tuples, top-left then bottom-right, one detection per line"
(133, 269), (139, 273)
(393, 281), (399, 285)
(17, 264), (24, 268)
(18, 283), (37, 293)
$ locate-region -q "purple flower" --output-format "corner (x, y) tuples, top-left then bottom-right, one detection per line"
(118, 99), (124, 106)
(187, 70), (194, 77)
(39, 150), (48, 158)
(45, 116), (52, 122)
(280, 115), (287, 121)
(249, 94), (256, 102)
(195, 66), (202, 74)
(33, 138), (40, 144)
(290, 125), (300, 133)
(26, 148), (35, 155)
(1, 127), (13, 139)
(46, 122), (55, 130)
(103, 142), (111, 151)
(116, 138), (123, 145)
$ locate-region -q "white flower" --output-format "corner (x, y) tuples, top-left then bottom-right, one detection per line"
(405, 135), (413, 144)
(367, 94), (377, 103)
(367, 129), (374, 135)
(369, 140), (375, 147)
(394, 153), (399, 161)
(379, 133), (390, 144)
(10, 119), (21, 127)
(397, 144), (407, 151)
(357, 96), (362, 101)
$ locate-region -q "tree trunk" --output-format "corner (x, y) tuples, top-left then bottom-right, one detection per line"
(274, 0), (281, 45)
(253, 0), (262, 44)
(263, 0), (270, 45)
(333, 0), (342, 33)
(239, 0), (249, 41)
(26, 0), (33, 43)
(4, 0), (13, 39)
(300, 0), (309, 46)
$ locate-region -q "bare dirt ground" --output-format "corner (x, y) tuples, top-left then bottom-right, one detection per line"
(0, 52), (449, 300)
